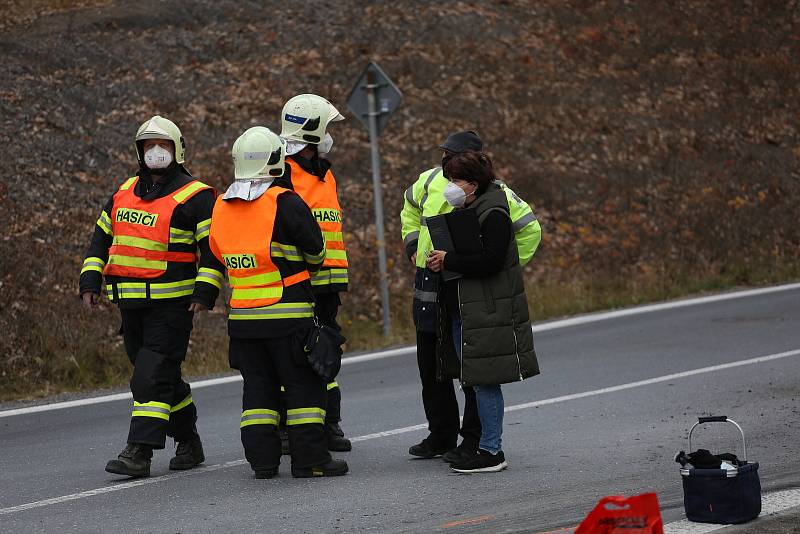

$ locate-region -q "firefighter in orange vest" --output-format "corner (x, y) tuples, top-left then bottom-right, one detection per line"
(79, 116), (223, 478)
(209, 126), (348, 478)
(278, 94), (351, 451)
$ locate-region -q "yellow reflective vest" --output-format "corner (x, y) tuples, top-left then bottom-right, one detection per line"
(400, 167), (541, 267)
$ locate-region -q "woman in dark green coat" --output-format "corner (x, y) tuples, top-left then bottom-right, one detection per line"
(426, 152), (539, 474)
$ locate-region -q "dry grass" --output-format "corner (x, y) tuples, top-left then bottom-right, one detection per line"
(2, 1), (799, 401)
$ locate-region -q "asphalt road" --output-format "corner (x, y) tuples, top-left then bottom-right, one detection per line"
(1, 286), (799, 533)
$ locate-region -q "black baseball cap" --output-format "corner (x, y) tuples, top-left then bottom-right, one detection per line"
(439, 130), (483, 153)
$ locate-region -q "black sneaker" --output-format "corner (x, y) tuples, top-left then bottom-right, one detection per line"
(169, 428), (205, 470)
(409, 439), (451, 459)
(326, 422), (352, 452)
(255, 467), (279, 479)
(291, 458), (349, 478)
(443, 442), (478, 464)
(451, 449), (508, 473)
(105, 443), (153, 477)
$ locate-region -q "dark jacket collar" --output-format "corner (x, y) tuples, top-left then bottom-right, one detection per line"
(135, 164), (192, 199)
(288, 154), (331, 181)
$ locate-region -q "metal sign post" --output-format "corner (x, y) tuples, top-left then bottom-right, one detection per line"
(346, 62), (402, 337)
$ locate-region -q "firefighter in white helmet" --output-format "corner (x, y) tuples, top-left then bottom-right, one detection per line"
(208, 126), (347, 478)
(79, 115), (224, 477)
(277, 94), (351, 452)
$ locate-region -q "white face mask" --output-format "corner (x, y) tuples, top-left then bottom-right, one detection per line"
(319, 133), (333, 155)
(444, 181), (474, 207)
(144, 145), (173, 169)
(284, 139), (307, 156)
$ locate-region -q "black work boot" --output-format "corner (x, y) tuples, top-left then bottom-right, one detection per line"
(169, 427), (205, 470)
(326, 422), (352, 452)
(105, 443), (153, 477)
(291, 458), (349, 478)
(255, 467), (279, 479)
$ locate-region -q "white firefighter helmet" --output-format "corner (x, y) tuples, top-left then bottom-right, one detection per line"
(279, 94), (344, 145)
(231, 126), (285, 181)
(135, 115), (186, 164)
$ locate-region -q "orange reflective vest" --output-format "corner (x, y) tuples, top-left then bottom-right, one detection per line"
(287, 159), (348, 270)
(209, 186), (310, 309)
(104, 177), (212, 279)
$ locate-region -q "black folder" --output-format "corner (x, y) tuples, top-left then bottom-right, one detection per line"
(426, 209), (482, 281)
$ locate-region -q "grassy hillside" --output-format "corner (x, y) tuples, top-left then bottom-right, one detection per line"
(1, 0), (798, 400)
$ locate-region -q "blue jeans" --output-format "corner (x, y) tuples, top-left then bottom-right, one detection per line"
(451, 310), (504, 454)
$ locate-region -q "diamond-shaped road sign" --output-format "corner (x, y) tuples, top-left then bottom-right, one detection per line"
(346, 61), (402, 136)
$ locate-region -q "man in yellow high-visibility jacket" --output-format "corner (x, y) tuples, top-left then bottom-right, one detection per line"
(400, 130), (541, 465)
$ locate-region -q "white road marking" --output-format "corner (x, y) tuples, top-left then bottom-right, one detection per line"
(349, 423), (428, 442)
(0, 460), (247, 516)
(2, 282), (798, 420)
(2, 346), (799, 517)
(505, 348), (800, 414)
(663, 487), (800, 533)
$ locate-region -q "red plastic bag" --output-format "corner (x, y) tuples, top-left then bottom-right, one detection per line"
(575, 493), (664, 534)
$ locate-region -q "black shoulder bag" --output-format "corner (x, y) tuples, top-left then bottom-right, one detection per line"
(303, 318), (346, 383)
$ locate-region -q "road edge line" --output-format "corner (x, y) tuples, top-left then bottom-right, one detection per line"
(2, 346), (799, 516)
(1, 282), (798, 419)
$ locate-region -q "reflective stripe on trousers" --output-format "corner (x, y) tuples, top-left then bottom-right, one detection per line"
(240, 408), (280, 428)
(171, 395), (193, 413)
(131, 396), (193, 420)
(286, 407), (326, 425)
(132, 401), (171, 421)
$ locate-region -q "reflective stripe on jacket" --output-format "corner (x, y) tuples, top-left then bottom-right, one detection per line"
(104, 177), (212, 279)
(286, 159), (348, 287)
(209, 186), (310, 310)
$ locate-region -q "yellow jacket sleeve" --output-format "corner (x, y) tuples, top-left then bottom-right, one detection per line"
(502, 183), (542, 266)
(400, 177), (423, 260)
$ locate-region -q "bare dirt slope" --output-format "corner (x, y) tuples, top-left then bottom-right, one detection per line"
(1, 0), (798, 398)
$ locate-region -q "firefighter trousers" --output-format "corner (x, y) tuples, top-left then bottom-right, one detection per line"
(120, 304), (198, 449)
(314, 292), (343, 423)
(230, 330), (331, 471)
(416, 330), (481, 450)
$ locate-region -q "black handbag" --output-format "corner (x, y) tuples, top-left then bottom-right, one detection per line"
(303, 318), (346, 383)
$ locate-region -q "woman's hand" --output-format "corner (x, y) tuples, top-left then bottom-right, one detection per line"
(426, 250), (447, 272)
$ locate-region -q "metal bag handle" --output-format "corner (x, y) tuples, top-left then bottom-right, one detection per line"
(688, 416), (747, 462)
